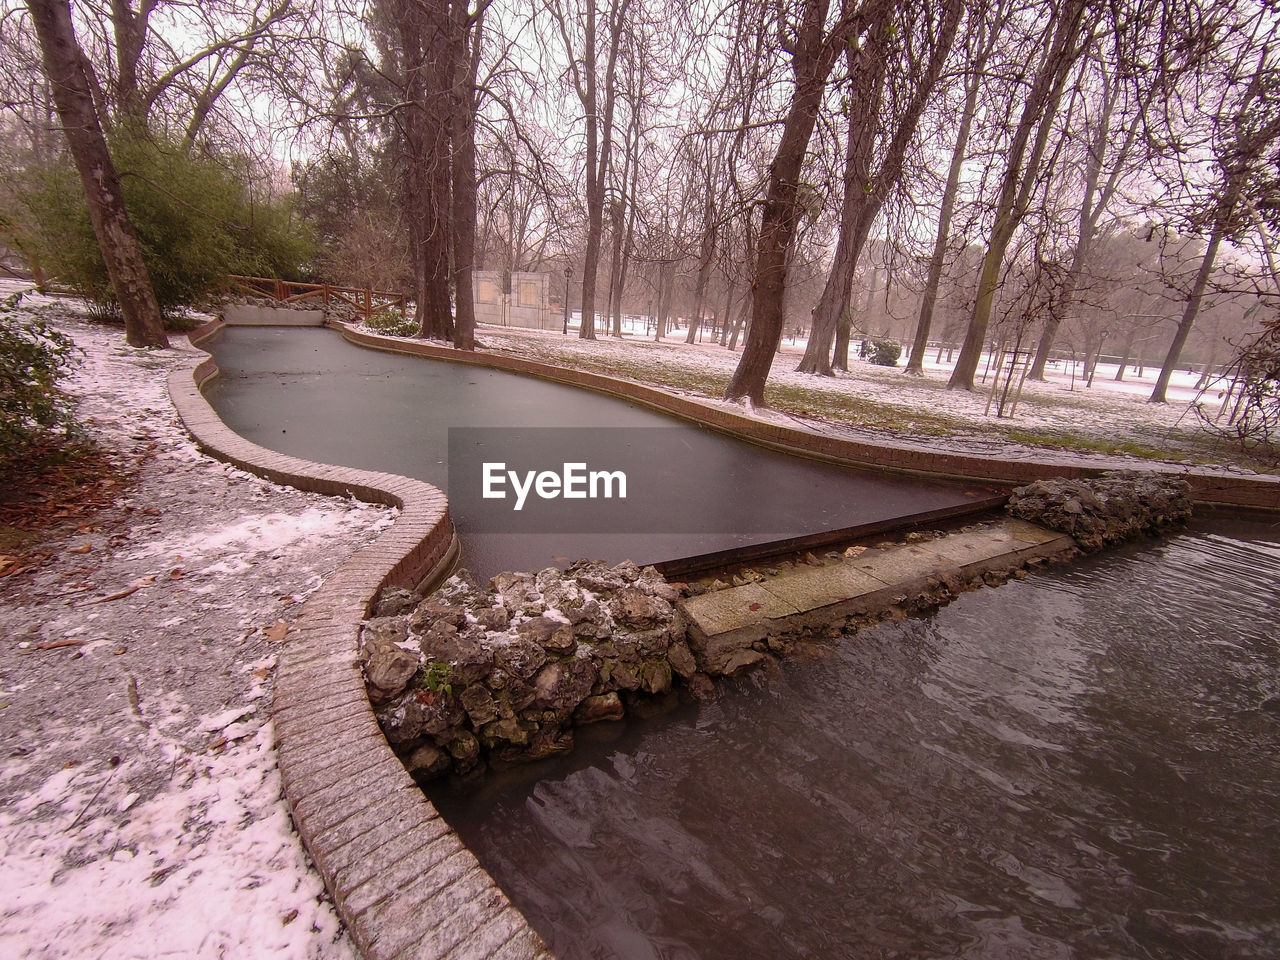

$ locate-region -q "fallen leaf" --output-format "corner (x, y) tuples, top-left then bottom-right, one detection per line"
(35, 638), (85, 650)
(264, 620), (289, 643)
(168, 567), (184, 579)
(281, 910), (299, 926)
(749, 602), (761, 612)
(67, 544), (92, 554)
(252, 668), (270, 680)
(74, 576), (155, 607)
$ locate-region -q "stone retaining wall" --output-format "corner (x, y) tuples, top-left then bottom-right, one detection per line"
(173, 319), (551, 960)
(363, 561), (693, 782)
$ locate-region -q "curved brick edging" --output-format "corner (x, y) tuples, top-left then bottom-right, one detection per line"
(332, 321), (1280, 513)
(171, 320), (552, 960)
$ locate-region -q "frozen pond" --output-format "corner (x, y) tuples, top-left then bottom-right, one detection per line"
(203, 326), (990, 577)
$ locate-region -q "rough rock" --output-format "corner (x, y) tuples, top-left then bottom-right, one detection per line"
(492, 634), (548, 680)
(361, 616), (408, 647)
(611, 587), (672, 629)
(1007, 471), (1193, 552)
(666, 639), (697, 679)
(360, 634), (419, 705)
(373, 587), (416, 618)
(517, 615), (578, 654)
(405, 742), (452, 778)
(638, 659), (673, 695)
(574, 692), (625, 724)
(366, 558), (693, 781)
(410, 599), (467, 633)
(418, 623), (492, 683)
(459, 683), (499, 726)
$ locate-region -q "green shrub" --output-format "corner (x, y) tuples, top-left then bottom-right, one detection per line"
(16, 136), (314, 323)
(0, 294), (81, 468)
(366, 308), (417, 337)
(868, 338), (902, 366)
(420, 661), (453, 695)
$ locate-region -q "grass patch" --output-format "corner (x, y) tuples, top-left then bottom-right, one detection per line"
(762, 382), (969, 436)
(1000, 429), (1174, 461)
(493, 339), (1267, 469)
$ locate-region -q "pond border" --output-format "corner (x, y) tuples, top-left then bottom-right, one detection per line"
(333, 321), (1279, 513)
(168, 316), (1277, 960)
(170, 318), (553, 960)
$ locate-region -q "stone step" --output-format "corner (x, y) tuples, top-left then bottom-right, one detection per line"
(678, 519), (1074, 675)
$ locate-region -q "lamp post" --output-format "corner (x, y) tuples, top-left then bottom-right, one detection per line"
(562, 265), (573, 334)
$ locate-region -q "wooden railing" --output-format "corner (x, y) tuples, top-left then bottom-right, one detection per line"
(227, 275), (408, 319)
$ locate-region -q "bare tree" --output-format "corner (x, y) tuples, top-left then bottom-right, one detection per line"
(1147, 7), (1279, 403)
(544, 0), (634, 340)
(904, 0), (1010, 374)
(947, 0), (1094, 391)
(797, 0), (965, 376)
(725, 0), (882, 405)
(25, 0), (167, 348)
(451, 1), (490, 351)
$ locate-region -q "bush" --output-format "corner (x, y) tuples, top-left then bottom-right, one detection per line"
(867, 338), (902, 366)
(366, 308), (418, 337)
(15, 136), (313, 322)
(0, 294), (81, 468)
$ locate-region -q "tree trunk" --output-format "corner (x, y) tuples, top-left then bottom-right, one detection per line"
(948, 0), (1090, 390)
(837, 266), (878, 370)
(449, 0), (484, 351)
(108, 0), (147, 129)
(1114, 326), (1136, 381)
(685, 198), (719, 344)
(1029, 83), (1141, 379)
(574, 0), (631, 340)
(906, 33), (985, 373)
(802, 0), (964, 378)
(796, 33), (887, 375)
(725, 0), (865, 404)
(606, 108), (639, 338)
(718, 280), (737, 346)
(396, 0), (455, 341)
(1151, 211), (1230, 403)
(28, 0), (167, 348)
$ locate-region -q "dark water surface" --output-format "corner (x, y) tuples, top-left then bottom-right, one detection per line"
(201, 327), (986, 578)
(430, 518), (1280, 959)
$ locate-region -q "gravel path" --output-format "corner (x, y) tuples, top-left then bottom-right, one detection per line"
(0, 299), (394, 959)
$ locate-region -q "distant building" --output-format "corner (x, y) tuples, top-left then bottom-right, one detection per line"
(473, 271), (553, 330)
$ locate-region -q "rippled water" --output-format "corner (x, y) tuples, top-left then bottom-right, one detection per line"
(430, 518), (1280, 959)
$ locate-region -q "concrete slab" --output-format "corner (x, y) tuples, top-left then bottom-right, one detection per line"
(759, 563), (886, 610)
(677, 519), (1076, 675)
(930, 527), (1025, 567)
(1005, 517), (1067, 545)
(681, 582), (799, 637)
(845, 544), (950, 585)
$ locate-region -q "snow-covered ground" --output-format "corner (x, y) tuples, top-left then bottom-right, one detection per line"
(1, 287), (392, 958)
(471, 318), (1247, 469)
